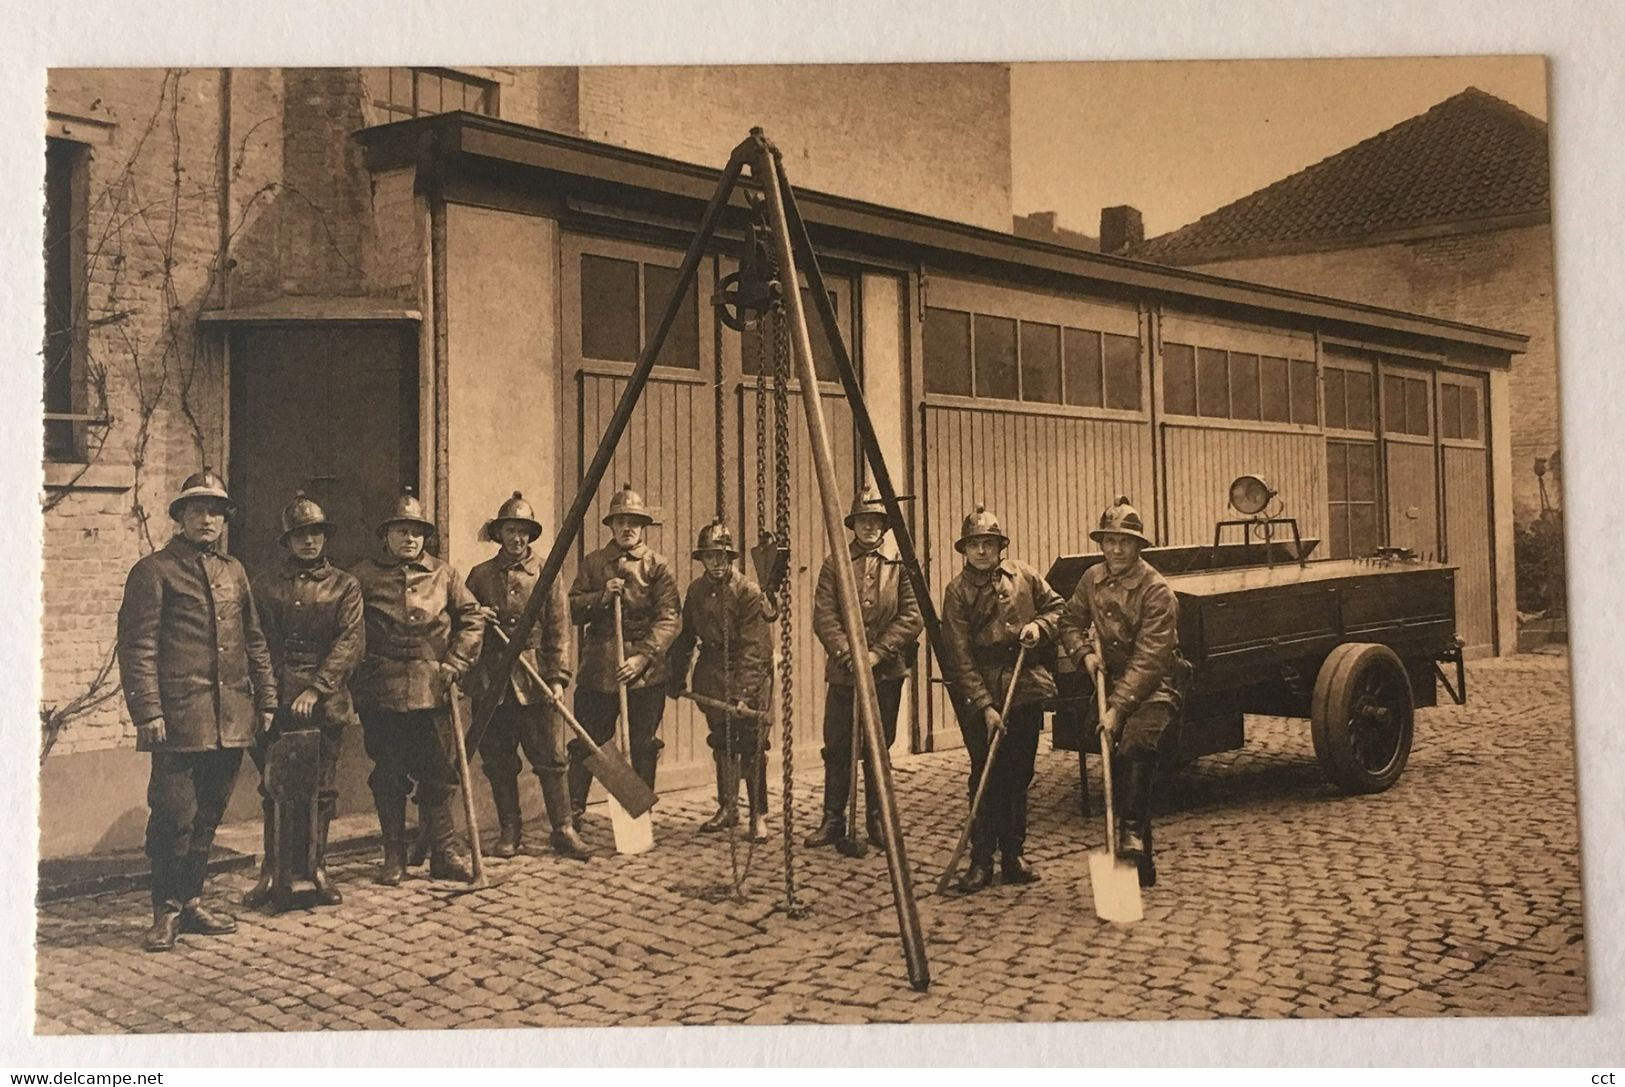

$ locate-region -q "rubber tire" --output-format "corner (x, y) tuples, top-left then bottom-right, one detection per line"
(1310, 642), (1414, 794)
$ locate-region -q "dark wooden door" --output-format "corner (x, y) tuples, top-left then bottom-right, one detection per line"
(228, 326), (419, 579)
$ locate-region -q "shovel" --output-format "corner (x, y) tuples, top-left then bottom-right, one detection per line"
(610, 594), (657, 854)
(489, 625), (656, 818)
(935, 645), (1027, 893)
(1087, 628), (1143, 924)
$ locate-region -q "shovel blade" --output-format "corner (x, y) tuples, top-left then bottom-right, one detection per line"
(583, 746), (657, 816)
(608, 798), (655, 855)
(1088, 849), (1144, 924)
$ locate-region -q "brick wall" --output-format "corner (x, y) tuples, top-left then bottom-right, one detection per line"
(1184, 223), (1559, 523)
(576, 64), (1013, 231)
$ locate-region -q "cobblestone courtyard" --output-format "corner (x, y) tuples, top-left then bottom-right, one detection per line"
(34, 652), (1586, 1033)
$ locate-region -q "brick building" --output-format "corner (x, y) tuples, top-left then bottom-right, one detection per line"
(1131, 88), (1559, 526)
(40, 66), (1524, 861)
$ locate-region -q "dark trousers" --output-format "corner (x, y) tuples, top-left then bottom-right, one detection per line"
(360, 708), (458, 809)
(145, 747), (245, 909)
(479, 701), (568, 780)
(572, 686), (665, 787)
(704, 708), (771, 758)
(961, 702), (1044, 865)
(819, 678), (904, 819)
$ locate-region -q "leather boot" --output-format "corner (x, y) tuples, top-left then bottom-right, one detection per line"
(242, 800), (275, 908)
(566, 759), (594, 831)
(143, 899), (183, 952)
(1001, 790), (1039, 885)
(1117, 758), (1154, 874)
(538, 770), (590, 860)
(178, 853), (236, 934)
(803, 810), (844, 848)
(699, 753), (740, 833)
(427, 797), (475, 882)
(406, 800), (430, 868)
(956, 859), (995, 894)
(959, 798), (998, 893)
(374, 793), (408, 886)
(311, 798), (342, 906)
(487, 773), (524, 858)
(631, 743), (659, 792)
(744, 757), (771, 843)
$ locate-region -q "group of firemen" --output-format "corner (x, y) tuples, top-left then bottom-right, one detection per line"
(117, 468), (1183, 952)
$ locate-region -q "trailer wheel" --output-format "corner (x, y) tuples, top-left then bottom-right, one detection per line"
(1310, 642), (1414, 794)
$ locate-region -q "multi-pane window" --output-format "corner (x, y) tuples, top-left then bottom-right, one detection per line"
(366, 68), (499, 122)
(1164, 341), (1316, 425)
(1383, 373), (1432, 437)
(742, 287), (847, 383)
(924, 306), (1141, 410)
(1323, 365), (1377, 432)
(1439, 378), (1483, 441)
(579, 254), (698, 370)
(1327, 439), (1381, 559)
(44, 137), (87, 462)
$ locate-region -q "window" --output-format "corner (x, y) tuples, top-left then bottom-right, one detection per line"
(742, 286), (849, 383)
(1327, 439), (1381, 559)
(1439, 377), (1484, 441)
(1383, 373), (1431, 437)
(44, 137), (88, 462)
(579, 253), (698, 369)
(366, 68), (499, 121)
(924, 306), (1141, 410)
(1166, 341), (1315, 425)
(1324, 363), (1376, 433)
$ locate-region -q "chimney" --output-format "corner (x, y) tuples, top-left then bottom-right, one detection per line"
(1099, 206), (1144, 255)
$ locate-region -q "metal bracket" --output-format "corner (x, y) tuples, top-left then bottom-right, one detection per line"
(1434, 639), (1468, 705)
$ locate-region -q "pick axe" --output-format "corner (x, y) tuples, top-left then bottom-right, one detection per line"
(935, 645), (1027, 893)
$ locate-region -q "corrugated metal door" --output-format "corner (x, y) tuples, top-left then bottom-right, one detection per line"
(1439, 371), (1495, 654)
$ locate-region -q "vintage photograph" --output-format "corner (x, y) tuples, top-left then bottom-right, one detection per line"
(34, 56), (1581, 1032)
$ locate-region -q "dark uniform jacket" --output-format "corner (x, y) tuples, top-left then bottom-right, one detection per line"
(465, 547), (573, 707)
(569, 541), (681, 692)
(941, 558), (1065, 713)
(253, 557), (365, 728)
(669, 569), (773, 706)
(350, 552), (483, 713)
(116, 535), (277, 752)
(812, 540), (924, 685)
(1056, 557), (1181, 718)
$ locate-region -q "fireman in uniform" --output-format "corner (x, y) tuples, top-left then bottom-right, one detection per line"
(806, 488), (924, 850)
(464, 492), (590, 861)
(116, 468), (277, 951)
(940, 506), (1065, 893)
(245, 492), (365, 908)
(568, 484), (681, 818)
(351, 487), (484, 885)
(667, 520), (775, 841)
(1057, 496), (1184, 888)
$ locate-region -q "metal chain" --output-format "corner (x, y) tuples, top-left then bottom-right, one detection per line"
(771, 296), (807, 917)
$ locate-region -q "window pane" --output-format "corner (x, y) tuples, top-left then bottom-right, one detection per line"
(1440, 384), (1462, 439)
(1260, 355), (1290, 422)
(1103, 333), (1141, 411)
(974, 314), (1019, 400)
(1328, 505), (1350, 560)
(1019, 321), (1061, 404)
(1383, 374), (1407, 434)
(580, 254), (639, 361)
(801, 287), (842, 382)
(1291, 359), (1319, 425)
(1460, 384), (1480, 440)
(924, 308), (972, 396)
(1327, 440), (1348, 502)
(1349, 503), (1380, 558)
(1346, 369), (1374, 432)
(1347, 441), (1378, 502)
(1163, 342), (1196, 416)
(1229, 352), (1261, 420)
(644, 263), (699, 369)
(1065, 327), (1104, 408)
(1323, 368), (1347, 429)
(1197, 347), (1230, 418)
(1406, 378), (1430, 436)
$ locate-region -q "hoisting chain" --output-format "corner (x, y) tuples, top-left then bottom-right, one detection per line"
(771, 291), (808, 918)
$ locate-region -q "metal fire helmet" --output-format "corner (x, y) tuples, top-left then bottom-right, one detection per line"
(278, 491), (336, 543)
(845, 486), (889, 530)
(955, 505), (1009, 553)
(691, 519), (739, 559)
(376, 486), (436, 537)
(482, 490), (542, 542)
(1091, 495), (1152, 545)
(168, 466), (235, 521)
(602, 483), (661, 527)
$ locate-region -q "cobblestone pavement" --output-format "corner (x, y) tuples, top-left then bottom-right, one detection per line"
(35, 652), (1586, 1032)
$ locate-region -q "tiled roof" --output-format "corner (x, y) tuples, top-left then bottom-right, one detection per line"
(1135, 88), (1550, 262)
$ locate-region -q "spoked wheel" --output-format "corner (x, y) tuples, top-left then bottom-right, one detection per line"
(1310, 642), (1415, 794)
